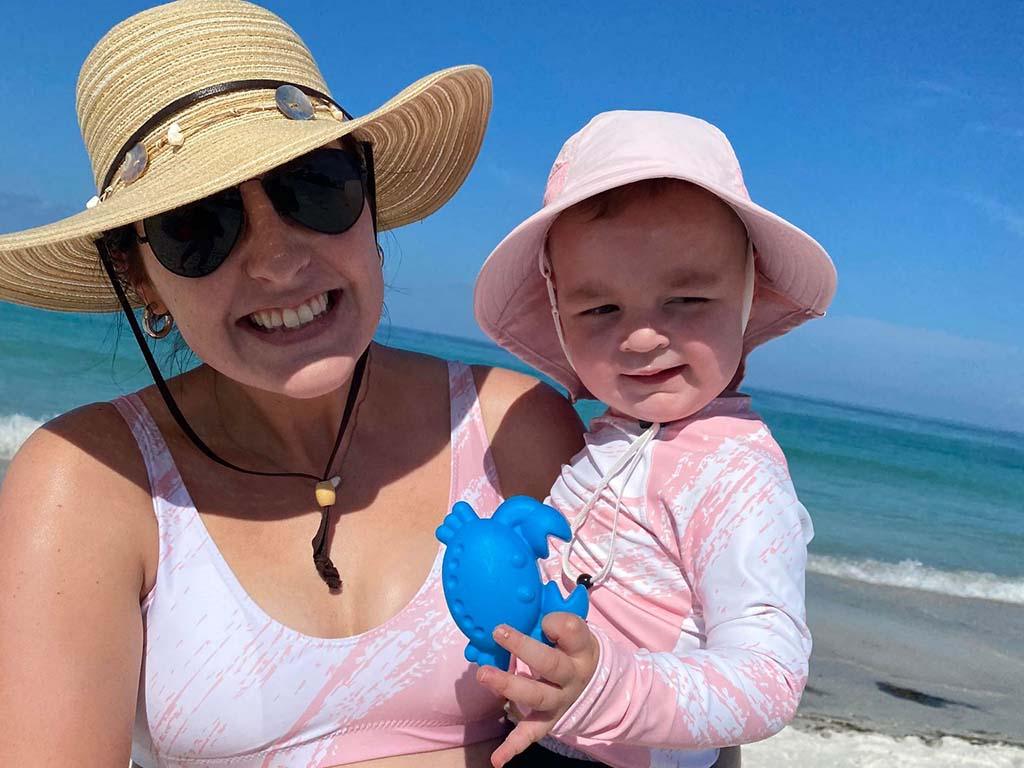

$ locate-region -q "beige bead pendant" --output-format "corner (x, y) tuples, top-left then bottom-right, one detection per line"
(315, 476), (342, 507)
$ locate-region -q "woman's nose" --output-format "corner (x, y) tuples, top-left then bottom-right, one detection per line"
(238, 180), (310, 282)
(620, 325), (670, 354)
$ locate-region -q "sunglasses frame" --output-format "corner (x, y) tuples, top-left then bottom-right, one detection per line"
(133, 142), (376, 278)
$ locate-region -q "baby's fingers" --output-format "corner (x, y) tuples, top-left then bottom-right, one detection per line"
(490, 719), (550, 768)
(541, 612), (593, 656)
(477, 665), (563, 711)
(492, 625), (575, 686)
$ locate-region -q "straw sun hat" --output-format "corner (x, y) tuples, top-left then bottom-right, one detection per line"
(0, 0), (492, 312)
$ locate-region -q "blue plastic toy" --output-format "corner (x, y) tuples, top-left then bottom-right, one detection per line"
(435, 495), (589, 670)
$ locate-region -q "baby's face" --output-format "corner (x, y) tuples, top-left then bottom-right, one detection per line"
(548, 183), (749, 423)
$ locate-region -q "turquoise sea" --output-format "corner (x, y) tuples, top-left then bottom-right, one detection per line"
(2, 303), (1022, 604)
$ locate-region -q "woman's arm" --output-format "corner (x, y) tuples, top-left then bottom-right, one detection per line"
(0, 406), (154, 766)
(472, 366), (584, 500)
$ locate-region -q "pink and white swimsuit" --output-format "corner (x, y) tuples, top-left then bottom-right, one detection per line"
(538, 396), (813, 768)
(113, 361), (508, 768)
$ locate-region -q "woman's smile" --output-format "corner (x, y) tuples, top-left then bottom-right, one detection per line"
(240, 288), (343, 345)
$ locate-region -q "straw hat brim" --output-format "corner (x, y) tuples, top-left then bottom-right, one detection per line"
(474, 168), (836, 400)
(0, 65), (491, 312)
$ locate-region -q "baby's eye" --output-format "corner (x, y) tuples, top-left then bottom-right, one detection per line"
(580, 304), (619, 317)
(667, 296), (709, 305)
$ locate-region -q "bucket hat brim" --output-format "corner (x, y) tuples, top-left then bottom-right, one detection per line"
(475, 158), (836, 400)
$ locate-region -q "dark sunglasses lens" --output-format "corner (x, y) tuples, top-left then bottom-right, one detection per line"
(264, 148), (365, 235)
(143, 188), (244, 277)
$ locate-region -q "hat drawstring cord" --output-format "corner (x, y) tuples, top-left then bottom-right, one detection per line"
(561, 419), (660, 591)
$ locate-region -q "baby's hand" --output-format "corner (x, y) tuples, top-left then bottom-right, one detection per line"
(476, 612), (599, 768)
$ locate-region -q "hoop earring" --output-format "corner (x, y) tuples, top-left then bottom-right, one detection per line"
(143, 305), (174, 339)
(377, 243), (385, 266)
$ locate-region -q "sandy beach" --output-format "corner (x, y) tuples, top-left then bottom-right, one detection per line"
(745, 727), (1024, 767)
(743, 571), (1024, 766)
(801, 571), (1023, 741)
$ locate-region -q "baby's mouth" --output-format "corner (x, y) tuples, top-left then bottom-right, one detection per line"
(622, 364), (686, 383)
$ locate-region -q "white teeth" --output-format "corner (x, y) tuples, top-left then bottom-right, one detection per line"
(249, 292), (329, 331)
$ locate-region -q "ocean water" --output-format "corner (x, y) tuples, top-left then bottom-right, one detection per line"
(3, 304), (1023, 604)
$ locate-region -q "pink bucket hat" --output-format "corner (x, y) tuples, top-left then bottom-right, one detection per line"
(474, 110), (837, 400)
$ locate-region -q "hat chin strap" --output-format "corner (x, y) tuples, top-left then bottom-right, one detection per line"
(740, 238), (756, 333)
(539, 244), (576, 374)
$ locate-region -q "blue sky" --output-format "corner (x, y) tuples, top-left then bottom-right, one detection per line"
(0, 1), (1021, 431)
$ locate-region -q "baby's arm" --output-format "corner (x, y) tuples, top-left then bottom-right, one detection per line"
(551, 448), (812, 751)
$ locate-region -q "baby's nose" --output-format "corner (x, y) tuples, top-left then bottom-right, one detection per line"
(620, 326), (669, 354)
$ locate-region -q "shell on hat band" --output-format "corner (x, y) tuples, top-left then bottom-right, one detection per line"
(166, 122), (184, 147)
(275, 85), (315, 120)
(116, 143), (149, 186)
(90, 82), (350, 208)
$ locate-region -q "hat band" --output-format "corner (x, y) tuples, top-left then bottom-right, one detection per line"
(100, 79), (352, 193)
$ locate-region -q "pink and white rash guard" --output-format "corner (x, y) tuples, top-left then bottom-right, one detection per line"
(536, 395), (813, 768)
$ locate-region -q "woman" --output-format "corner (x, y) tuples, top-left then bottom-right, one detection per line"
(0, 2), (583, 766)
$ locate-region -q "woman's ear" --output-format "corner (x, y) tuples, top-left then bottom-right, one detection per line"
(136, 283), (168, 314)
(121, 225), (167, 313)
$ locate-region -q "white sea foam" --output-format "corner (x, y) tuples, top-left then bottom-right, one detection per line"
(0, 413), (43, 460)
(808, 554), (1024, 605)
(745, 725), (1024, 767)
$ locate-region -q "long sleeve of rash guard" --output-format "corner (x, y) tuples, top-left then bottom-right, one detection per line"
(549, 446), (813, 753)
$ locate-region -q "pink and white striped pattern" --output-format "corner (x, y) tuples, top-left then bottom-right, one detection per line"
(539, 396), (813, 768)
(114, 361), (507, 767)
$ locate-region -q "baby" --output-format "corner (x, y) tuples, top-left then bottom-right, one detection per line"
(473, 111), (836, 768)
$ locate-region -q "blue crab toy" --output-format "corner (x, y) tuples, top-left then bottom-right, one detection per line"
(435, 495), (589, 670)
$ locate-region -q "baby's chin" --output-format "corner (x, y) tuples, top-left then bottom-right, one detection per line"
(605, 387), (720, 425)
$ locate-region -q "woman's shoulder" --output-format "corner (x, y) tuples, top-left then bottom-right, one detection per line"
(469, 364), (581, 439)
(470, 365), (584, 499)
(10, 401), (147, 479)
(372, 343), (583, 497)
(0, 401), (156, 589)
(372, 342), (581, 433)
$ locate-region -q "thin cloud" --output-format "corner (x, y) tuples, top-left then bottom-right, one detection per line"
(971, 122), (1024, 141)
(911, 79), (965, 98)
(748, 315), (1024, 433)
(963, 192), (1024, 238)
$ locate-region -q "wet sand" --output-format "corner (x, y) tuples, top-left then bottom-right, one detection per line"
(798, 571), (1024, 744)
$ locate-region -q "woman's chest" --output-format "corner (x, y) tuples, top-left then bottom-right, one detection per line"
(172, 435), (454, 639)
(138, 548), (503, 764)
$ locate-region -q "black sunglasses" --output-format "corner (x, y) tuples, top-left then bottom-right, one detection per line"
(137, 146), (371, 278)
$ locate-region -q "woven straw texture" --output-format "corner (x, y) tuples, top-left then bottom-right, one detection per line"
(0, 0), (492, 312)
